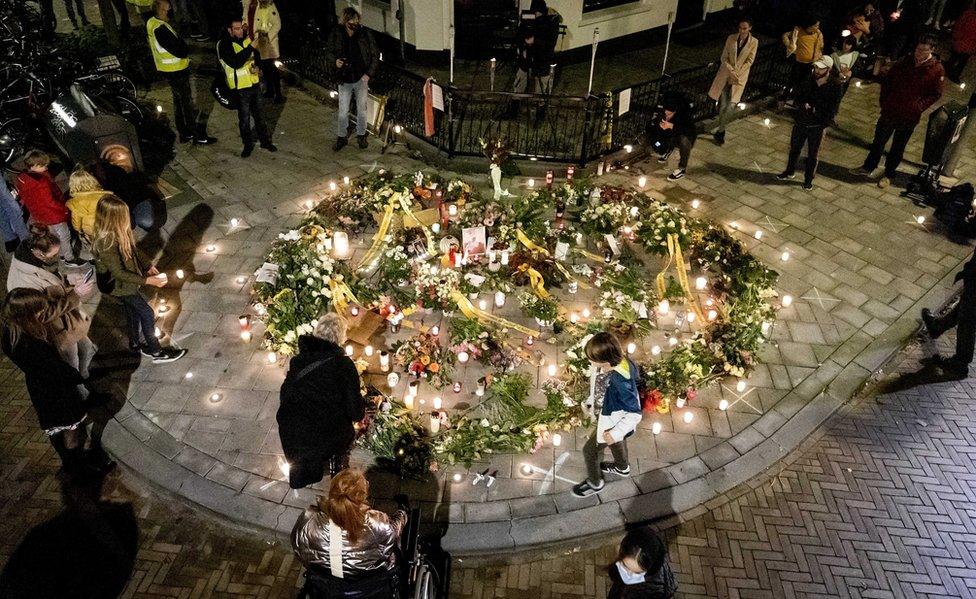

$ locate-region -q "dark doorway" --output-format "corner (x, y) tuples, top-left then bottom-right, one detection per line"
(675, 0), (706, 30)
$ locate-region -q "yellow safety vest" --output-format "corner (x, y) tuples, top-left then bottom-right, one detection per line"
(126, 0), (153, 6)
(147, 18), (189, 73)
(218, 38), (260, 90)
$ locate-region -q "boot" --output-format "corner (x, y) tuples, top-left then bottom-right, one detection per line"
(333, 136), (347, 152)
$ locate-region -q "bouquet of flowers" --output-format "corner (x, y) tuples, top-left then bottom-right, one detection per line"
(392, 332), (454, 389)
(413, 260), (461, 310)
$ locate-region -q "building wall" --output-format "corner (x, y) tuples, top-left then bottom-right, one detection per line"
(347, 0), (731, 53)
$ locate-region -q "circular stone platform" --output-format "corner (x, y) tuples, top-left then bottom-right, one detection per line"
(97, 84), (972, 557)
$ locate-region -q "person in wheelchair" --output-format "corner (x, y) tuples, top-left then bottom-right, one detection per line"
(292, 468), (407, 598)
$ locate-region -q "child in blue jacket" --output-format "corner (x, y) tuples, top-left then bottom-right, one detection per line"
(573, 332), (643, 498)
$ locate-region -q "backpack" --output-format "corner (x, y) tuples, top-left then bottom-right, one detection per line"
(934, 182), (976, 236)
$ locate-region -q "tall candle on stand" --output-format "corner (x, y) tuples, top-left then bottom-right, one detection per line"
(430, 412), (441, 433)
(566, 166), (575, 182)
(545, 170), (554, 189)
(380, 351), (390, 371)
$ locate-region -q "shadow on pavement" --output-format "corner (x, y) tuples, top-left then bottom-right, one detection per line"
(0, 473), (138, 598)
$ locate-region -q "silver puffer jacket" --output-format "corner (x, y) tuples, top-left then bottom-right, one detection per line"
(291, 506), (407, 578)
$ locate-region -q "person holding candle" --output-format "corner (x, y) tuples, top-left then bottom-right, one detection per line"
(91, 195), (185, 364)
(278, 312), (366, 488)
(572, 332), (643, 498)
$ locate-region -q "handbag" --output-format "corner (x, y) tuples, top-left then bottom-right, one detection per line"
(95, 269), (116, 295)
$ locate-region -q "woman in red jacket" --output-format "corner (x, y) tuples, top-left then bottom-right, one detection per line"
(15, 150), (75, 262)
(948, 2), (976, 83)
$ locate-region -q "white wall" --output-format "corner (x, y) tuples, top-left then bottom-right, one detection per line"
(351, 0), (452, 52)
(547, 0), (678, 52)
(704, 0), (735, 14)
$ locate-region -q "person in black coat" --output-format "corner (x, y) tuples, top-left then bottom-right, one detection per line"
(1, 288), (90, 477)
(649, 91), (697, 182)
(922, 245), (976, 379)
(776, 55), (843, 190)
(277, 313), (366, 489)
(608, 526), (678, 598)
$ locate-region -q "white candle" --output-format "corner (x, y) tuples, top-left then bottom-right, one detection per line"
(345, 344), (354, 356)
(343, 176), (350, 185)
(781, 294), (793, 307)
(651, 345), (661, 355)
(380, 351), (390, 370)
(405, 393), (414, 408)
(494, 291), (506, 307)
(387, 372), (400, 388)
(582, 308), (591, 319)
(719, 399), (729, 411)
(329, 180), (337, 191)
(528, 178), (535, 188)
(691, 199), (701, 209)
(695, 276), (707, 290)
(267, 352), (277, 363)
(407, 381), (419, 398)
(476, 380), (485, 396)
(230, 217), (240, 228)
(638, 176), (647, 188)
(500, 250), (509, 265)
(658, 300), (670, 315)
(364, 345), (374, 357)
(478, 299), (488, 310)
(652, 421), (662, 434)
(433, 396), (442, 410)
(736, 379), (747, 393)
(176, 269), (185, 279)
(627, 342), (637, 354)
(205, 243), (216, 253)
(552, 433), (562, 446)
(458, 351), (469, 363)
(240, 331), (251, 341)
(431, 223), (441, 234)
(333, 232), (350, 259)
(430, 325), (440, 336)
(683, 411), (694, 423)
(547, 364), (557, 377)
(350, 306), (360, 317)
(448, 204), (458, 217)
(430, 414), (441, 433)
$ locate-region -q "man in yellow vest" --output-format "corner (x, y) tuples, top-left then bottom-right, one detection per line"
(147, 0), (216, 145)
(218, 17), (277, 158)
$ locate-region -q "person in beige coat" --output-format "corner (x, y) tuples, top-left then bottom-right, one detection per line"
(708, 17), (759, 145)
(249, 0), (282, 102)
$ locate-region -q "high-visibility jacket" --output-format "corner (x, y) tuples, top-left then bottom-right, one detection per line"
(218, 38), (260, 90)
(126, 0), (153, 6)
(147, 17), (189, 73)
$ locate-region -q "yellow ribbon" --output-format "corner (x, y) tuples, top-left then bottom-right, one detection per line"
(328, 277), (359, 312)
(396, 194), (437, 255)
(655, 234), (705, 324)
(515, 229), (590, 290)
(517, 263), (550, 299)
(356, 199), (397, 271)
(450, 290), (539, 337)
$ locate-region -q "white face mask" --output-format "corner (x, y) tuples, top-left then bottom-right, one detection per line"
(615, 561), (646, 585)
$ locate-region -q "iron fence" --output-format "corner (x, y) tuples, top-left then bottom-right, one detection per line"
(286, 23), (791, 165)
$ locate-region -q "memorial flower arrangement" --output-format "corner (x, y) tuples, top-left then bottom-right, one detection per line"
(255, 170), (779, 474)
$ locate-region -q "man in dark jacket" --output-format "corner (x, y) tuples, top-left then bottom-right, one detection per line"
(777, 55), (843, 190)
(513, 26), (556, 96)
(856, 36), (945, 188)
(277, 313), (365, 488)
(146, 0), (216, 145)
(921, 245), (976, 379)
(649, 92), (697, 181)
(327, 7), (379, 152)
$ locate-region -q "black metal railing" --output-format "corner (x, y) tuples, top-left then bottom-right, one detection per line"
(285, 22), (791, 165)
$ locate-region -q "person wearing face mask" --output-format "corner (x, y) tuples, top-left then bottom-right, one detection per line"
(572, 332), (643, 498)
(855, 36), (945, 189)
(608, 527), (677, 598)
(218, 17), (278, 158)
(776, 56), (843, 191)
(327, 7), (379, 152)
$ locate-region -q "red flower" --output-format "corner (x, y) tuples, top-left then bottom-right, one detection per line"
(642, 389), (664, 412)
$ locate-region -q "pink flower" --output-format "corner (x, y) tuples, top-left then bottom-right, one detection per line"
(685, 387), (697, 402)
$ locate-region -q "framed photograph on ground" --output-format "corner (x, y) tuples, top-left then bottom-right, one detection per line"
(462, 226), (487, 258)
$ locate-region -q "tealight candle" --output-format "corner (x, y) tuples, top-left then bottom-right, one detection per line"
(350, 306), (360, 317)
(478, 299), (488, 310)
(582, 308), (591, 319)
(669, 336), (679, 346)
(736, 379), (747, 392)
(719, 399), (729, 411)
(781, 251), (790, 262)
(652, 421), (662, 434)
(205, 243), (216, 252)
(176, 269), (185, 279)
(236, 276), (246, 284)
(547, 364), (557, 377)
(448, 204), (458, 217)
(691, 199), (701, 209)
(500, 250), (510, 265)
(781, 294), (793, 307)
(433, 396), (442, 410)
(267, 352), (277, 363)
(658, 300), (670, 314)
(431, 223), (441, 234)
(754, 230), (763, 240)
(683, 411), (694, 423)
(695, 276), (707, 290)
(651, 345), (661, 355)
(552, 433), (562, 446)
(627, 342), (637, 354)
(345, 344), (354, 356)
(364, 345), (374, 357)
(494, 291), (506, 307)
(458, 351), (469, 363)
(209, 393), (222, 403)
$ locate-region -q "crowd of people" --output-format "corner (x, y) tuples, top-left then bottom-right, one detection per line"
(646, 1), (959, 190)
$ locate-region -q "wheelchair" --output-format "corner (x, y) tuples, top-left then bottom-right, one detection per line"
(297, 507), (450, 599)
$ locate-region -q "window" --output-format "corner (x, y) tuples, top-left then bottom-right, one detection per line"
(582, 0), (639, 13)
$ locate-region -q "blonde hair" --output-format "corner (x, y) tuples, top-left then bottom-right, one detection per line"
(68, 166), (104, 195)
(313, 312), (348, 345)
(92, 195), (137, 263)
(319, 469), (370, 544)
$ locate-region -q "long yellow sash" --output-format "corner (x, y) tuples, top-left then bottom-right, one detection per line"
(450, 290), (539, 337)
(517, 263), (550, 299)
(516, 229), (590, 290)
(328, 276), (359, 312)
(356, 199), (396, 271)
(655, 233), (705, 323)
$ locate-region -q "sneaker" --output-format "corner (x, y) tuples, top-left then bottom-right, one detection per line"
(667, 168), (685, 181)
(571, 479), (605, 498)
(150, 347), (187, 364)
(332, 137), (347, 152)
(776, 171), (795, 180)
(713, 131), (726, 146)
(241, 144), (254, 158)
(852, 166), (874, 177)
(261, 141), (278, 152)
(179, 134), (194, 144)
(802, 181), (814, 191)
(877, 176), (890, 189)
(193, 135), (218, 145)
(357, 135), (368, 149)
(657, 150), (673, 163)
(600, 461), (631, 477)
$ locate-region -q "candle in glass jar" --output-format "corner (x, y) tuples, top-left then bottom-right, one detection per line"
(453, 381), (462, 393)
(364, 345), (374, 357)
(380, 351), (390, 370)
(433, 396), (442, 410)
(405, 393), (414, 408)
(476, 378), (486, 396)
(500, 250), (510, 265)
(448, 204), (458, 217)
(430, 412), (441, 433)
(350, 306), (360, 317)
(494, 291), (506, 307)
(333, 232), (350, 259)
(387, 372), (400, 388)
(407, 381), (419, 398)
(345, 344), (354, 356)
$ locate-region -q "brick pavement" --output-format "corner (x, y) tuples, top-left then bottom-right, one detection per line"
(4, 303), (976, 598)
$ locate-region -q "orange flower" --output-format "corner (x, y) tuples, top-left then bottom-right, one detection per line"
(428, 362), (440, 373)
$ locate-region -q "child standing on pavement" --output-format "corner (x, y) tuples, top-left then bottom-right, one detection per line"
(15, 150), (76, 262)
(573, 332), (643, 498)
